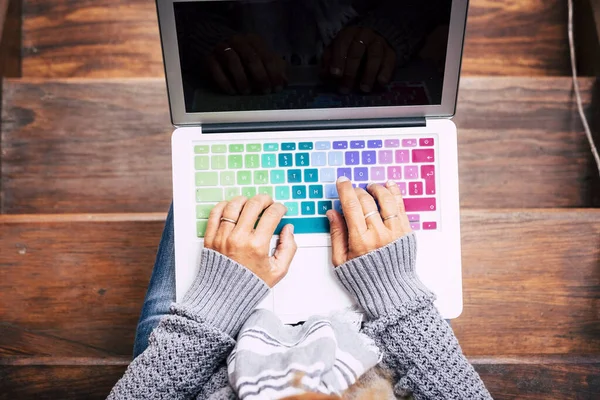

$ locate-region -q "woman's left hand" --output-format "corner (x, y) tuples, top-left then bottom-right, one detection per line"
(204, 194), (297, 287)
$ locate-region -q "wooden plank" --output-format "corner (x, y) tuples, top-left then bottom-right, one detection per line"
(1, 210), (599, 358)
(0, 0), (22, 77)
(0, 356), (598, 399)
(1, 77), (597, 213)
(20, 0), (569, 77)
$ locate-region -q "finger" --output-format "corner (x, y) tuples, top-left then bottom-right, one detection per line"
(367, 183), (399, 230)
(271, 224), (298, 284)
(330, 27), (358, 77)
(254, 202), (287, 238)
(377, 45), (396, 86)
(360, 39), (384, 93)
(204, 201), (228, 248)
(216, 196), (248, 244)
(355, 188), (385, 231)
(206, 55), (236, 95)
(216, 44), (250, 94)
(247, 36), (285, 90)
(234, 194), (274, 233)
(327, 209), (349, 267)
(385, 180), (412, 234)
(231, 37), (272, 93)
(336, 176), (367, 234)
(340, 29), (372, 93)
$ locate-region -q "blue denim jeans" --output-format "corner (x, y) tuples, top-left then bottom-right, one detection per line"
(133, 204), (177, 358)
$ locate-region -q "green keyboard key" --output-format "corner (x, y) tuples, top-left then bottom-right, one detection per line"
(309, 185), (323, 199)
(242, 187), (257, 197)
(211, 155), (227, 170)
(301, 201), (316, 215)
(247, 143), (262, 152)
(228, 155), (243, 169)
(196, 188), (223, 202)
(237, 171), (252, 185)
(254, 170), (269, 185)
(284, 202), (299, 216)
(196, 204), (214, 219)
(225, 187), (240, 200)
(229, 144), (244, 152)
(264, 143), (279, 152)
(195, 156), (209, 170)
(261, 154), (276, 168)
(274, 217), (330, 234)
(211, 144), (227, 153)
(245, 154), (260, 168)
(221, 171), (235, 186)
(275, 186), (290, 200)
(271, 170), (285, 184)
(195, 172), (218, 186)
(197, 220), (208, 237)
(258, 186), (273, 197)
(194, 145), (209, 154)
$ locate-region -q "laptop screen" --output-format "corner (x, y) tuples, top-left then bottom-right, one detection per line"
(173, 0), (453, 114)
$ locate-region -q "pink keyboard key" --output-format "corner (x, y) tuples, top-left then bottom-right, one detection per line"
(419, 138), (434, 146)
(384, 139), (399, 148)
(404, 166), (418, 179)
(378, 150), (393, 164)
(387, 166), (402, 180)
(398, 182), (407, 195)
(402, 139), (417, 147)
(408, 181), (423, 196)
(423, 222), (437, 230)
(412, 149), (435, 163)
(395, 150), (410, 163)
(407, 214), (420, 222)
(421, 165), (436, 195)
(403, 197), (436, 211)
(410, 222), (421, 230)
(371, 166), (385, 181)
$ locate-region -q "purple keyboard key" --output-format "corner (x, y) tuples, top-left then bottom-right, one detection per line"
(354, 167), (368, 181)
(345, 151), (359, 165)
(378, 150), (393, 164)
(384, 139), (400, 148)
(371, 166), (385, 181)
(404, 166), (419, 179)
(367, 140), (383, 148)
(362, 151), (376, 165)
(333, 141), (348, 149)
(350, 140), (365, 149)
(337, 168), (352, 179)
(402, 139), (417, 147)
(358, 183), (369, 190)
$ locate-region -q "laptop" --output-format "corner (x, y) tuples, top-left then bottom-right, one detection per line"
(157, 0), (467, 323)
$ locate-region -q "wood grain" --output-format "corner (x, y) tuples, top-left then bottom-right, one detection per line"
(0, 0), (21, 77)
(1, 210), (598, 358)
(1, 77), (597, 213)
(20, 0), (570, 77)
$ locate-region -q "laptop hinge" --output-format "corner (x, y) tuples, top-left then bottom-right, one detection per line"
(201, 117), (426, 134)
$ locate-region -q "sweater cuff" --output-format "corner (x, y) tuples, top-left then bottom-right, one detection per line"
(180, 248), (270, 337)
(334, 233), (433, 319)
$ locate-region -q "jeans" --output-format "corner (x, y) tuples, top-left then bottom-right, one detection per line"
(133, 204), (177, 358)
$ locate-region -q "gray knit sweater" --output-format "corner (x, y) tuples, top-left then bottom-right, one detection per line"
(108, 233), (492, 399)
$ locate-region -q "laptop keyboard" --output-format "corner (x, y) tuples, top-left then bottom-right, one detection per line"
(193, 135), (440, 237)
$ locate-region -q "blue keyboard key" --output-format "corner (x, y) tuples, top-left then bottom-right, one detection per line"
(311, 152), (326, 166)
(274, 217), (329, 234)
(304, 169), (319, 182)
(362, 151), (376, 165)
(301, 201), (316, 215)
(316, 141), (331, 150)
(350, 140), (365, 149)
(333, 141), (348, 149)
(318, 201), (333, 215)
(320, 168), (335, 182)
(345, 151), (359, 165)
(284, 201), (299, 216)
(328, 151), (343, 166)
(367, 140), (383, 148)
(299, 142), (313, 150)
(309, 185), (323, 198)
(279, 153), (293, 167)
(264, 143), (279, 151)
(354, 167), (369, 181)
(288, 169), (302, 183)
(282, 143), (296, 151)
(292, 185), (307, 199)
(337, 168), (351, 179)
(295, 153), (309, 166)
(334, 200), (343, 214)
(325, 184), (338, 199)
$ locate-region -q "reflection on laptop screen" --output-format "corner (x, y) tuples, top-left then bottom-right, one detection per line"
(173, 0), (453, 113)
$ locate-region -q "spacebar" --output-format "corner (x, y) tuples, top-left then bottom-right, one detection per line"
(274, 217), (330, 234)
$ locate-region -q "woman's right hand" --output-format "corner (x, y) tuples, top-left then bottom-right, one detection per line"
(326, 177), (412, 267)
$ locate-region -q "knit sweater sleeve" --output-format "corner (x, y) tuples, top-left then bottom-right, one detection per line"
(108, 249), (269, 399)
(334, 233), (492, 399)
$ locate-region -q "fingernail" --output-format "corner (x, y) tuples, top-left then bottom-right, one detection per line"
(386, 180), (396, 186)
(288, 224), (294, 234)
(337, 176), (349, 183)
(331, 67), (342, 76)
(326, 211), (333, 222)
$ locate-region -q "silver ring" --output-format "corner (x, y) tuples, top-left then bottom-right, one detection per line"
(364, 210), (379, 220)
(383, 214), (399, 221)
(220, 217), (237, 224)
(223, 47), (233, 52)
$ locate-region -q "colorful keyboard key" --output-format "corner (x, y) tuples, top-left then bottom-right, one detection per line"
(403, 197), (436, 211)
(388, 166), (402, 180)
(211, 155), (226, 169)
(379, 150), (393, 164)
(318, 201), (333, 215)
(276, 186), (290, 200)
(384, 139), (399, 148)
(282, 143), (296, 151)
(271, 170), (285, 184)
(421, 165), (436, 195)
(263, 143), (279, 151)
(412, 149), (435, 163)
(328, 151), (343, 166)
(194, 145), (209, 154)
(409, 181), (423, 195)
(288, 169), (302, 183)
(401, 139), (417, 147)
(354, 167), (368, 181)
(220, 171), (235, 186)
(228, 155), (243, 169)
(195, 156), (209, 170)
(337, 168), (352, 179)
(295, 153), (309, 166)
(333, 141), (348, 149)
(423, 221), (437, 230)
(245, 154), (259, 168)
(311, 152), (327, 166)
(242, 187), (257, 197)
(229, 144), (244, 152)
(316, 141), (331, 150)
(196, 172), (218, 186)
(254, 170), (269, 184)
(237, 171), (252, 185)
(350, 140), (365, 149)
(362, 151), (376, 165)
(367, 140), (383, 148)
(395, 150), (410, 163)
(371, 166), (385, 181)
(304, 169), (319, 182)
(196, 188), (223, 202)
(325, 184), (338, 199)
(274, 217), (329, 234)
(279, 153), (293, 167)
(308, 185), (323, 198)
(419, 138), (434, 147)
(404, 166), (418, 179)
(292, 185), (306, 199)
(225, 187), (240, 200)
(284, 202), (299, 216)
(258, 186), (273, 197)
(301, 201), (316, 215)
(345, 151), (359, 165)
(196, 204), (214, 219)
(211, 144), (227, 153)
(197, 220), (208, 237)
(246, 143), (261, 152)
(261, 153), (276, 168)
(320, 168), (335, 182)
(299, 142), (313, 150)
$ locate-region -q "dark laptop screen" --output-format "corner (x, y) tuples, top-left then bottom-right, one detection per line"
(173, 0), (453, 113)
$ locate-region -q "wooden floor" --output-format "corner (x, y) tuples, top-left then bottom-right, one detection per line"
(1, 0), (600, 398)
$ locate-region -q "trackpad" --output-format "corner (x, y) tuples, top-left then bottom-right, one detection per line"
(272, 245), (355, 324)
